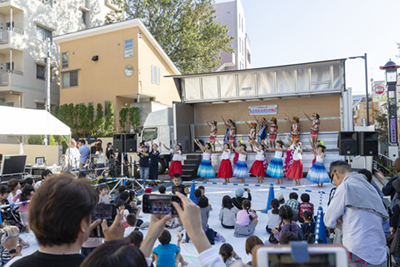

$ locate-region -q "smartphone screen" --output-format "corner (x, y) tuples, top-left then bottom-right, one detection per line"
(268, 253), (335, 267)
(142, 194), (181, 215)
(90, 204), (116, 238)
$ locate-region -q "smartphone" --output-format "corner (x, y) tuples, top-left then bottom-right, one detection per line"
(142, 194), (181, 216)
(252, 245), (348, 267)
(89, 203), (117, 238)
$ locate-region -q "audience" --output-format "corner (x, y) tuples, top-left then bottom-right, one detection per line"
(152, 229), (188, 267)
(193, 189), (202, 205)
(127, 230), (144, 247)
(275, 192), (285, 205)
(171, 174), (185, 196)
(0, 185), (11, 205)
(382, 158), (400, 201)
(234, 199), (258, 237)
(219, 243), (241, 267)
(12, 185), (35, 232)
(358, 169), (380, 195)
(286, 192), (300, 221)
(279, 232), (300, 244)
(299, 193), (313, 223)
(124, 214), (139, 237)
(98, 184), (110, 204)
(266, 199), (280, 234)
(271, 206), (299, 242)
(219, 195), (238, 229)
(245, 236), (263, 266)
(232, 188), (252, 210)
(300, 210), (315, 242)
(158, 186), (166, 194)
(7, 179), (21, 203)
(35, 169), (52, 189)
(78, 139), (90, 170)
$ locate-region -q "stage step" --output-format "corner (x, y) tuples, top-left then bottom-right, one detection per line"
(181, 154), (202, 181)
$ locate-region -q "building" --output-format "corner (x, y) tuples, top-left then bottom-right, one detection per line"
(53, 19), (181, 131)
(0, 0), (117, 109)
(213, 0), (251, 71)
(353, 94), (379, 126)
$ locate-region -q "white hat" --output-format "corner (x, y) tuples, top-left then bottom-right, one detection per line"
(275, 192), (284, 201)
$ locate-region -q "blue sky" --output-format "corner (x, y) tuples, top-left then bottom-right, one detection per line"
(216, 0), (400, 95)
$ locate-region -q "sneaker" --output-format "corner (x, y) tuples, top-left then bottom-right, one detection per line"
(139, 221), (150, 229)
(216, 233), (226, 243)
(178, 225), (185, 232)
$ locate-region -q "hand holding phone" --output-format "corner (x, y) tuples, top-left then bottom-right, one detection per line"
(142, 194), (182, 215)
(90, 203), (117, 238)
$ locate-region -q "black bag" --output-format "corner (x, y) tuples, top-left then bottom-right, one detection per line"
(269, 233), (279, 244)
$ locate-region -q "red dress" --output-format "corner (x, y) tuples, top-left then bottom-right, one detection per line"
(286, 151), (303, 180)
(269, 125), (278, 141)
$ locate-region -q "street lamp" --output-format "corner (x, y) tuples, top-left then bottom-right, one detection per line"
(349, 53), (369, 126)
(380, 60), (400, 160)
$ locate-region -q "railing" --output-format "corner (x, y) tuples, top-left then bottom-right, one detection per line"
(0, 28), (8, 44)
(0, 71), (9, 86)
(373, 153), (398, 177)
(10, 69), (23, 75)
(0, 0), (9, 3)
(10, 27), (23, 35)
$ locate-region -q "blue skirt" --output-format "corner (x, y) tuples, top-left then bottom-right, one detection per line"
(266, 157), (284, 178)
(233, 160), (250, 178)
(306, 161), (330, 183)
(197, 160), (216, 178)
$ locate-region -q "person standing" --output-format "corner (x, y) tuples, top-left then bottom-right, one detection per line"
(66, 139), (80, 171)
(149, 141), (162, 182)
(78, 139), (90, 170)
(95, 143), (105, 177)
(325, 161), (388, 267)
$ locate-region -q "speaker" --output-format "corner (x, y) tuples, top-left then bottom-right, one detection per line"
(358, 131), (378, 156)
(124, 134), (137, 153)
(113, 134), (124, 153)
(339, 131), (358, 155)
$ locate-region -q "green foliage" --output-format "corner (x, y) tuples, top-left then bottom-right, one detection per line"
(72, 104), (80, 134)
(128, 106), (140, 130)
(28, 135), (45, 145)
(119, 106), (128, 131)
(66, 104), (74, 126)
(58, 104), (68, 124)
(78, 104), (88, 134)
(95, 103), (105, 133)
(104, 101), (115, 134)
(53, 105), (59, 118)
(50, 135), (55, 146)
(86, 104), (95, 133)
(373, 105), (388, 146)
(105, 0), (234, 74)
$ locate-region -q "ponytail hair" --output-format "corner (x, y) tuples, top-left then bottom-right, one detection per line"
(270, 199), (279, 215)
(242, 199), (253, 221)
(20, 185), (35, 205)
(279, 205), (294, 231)
(219, 243), (233, 263)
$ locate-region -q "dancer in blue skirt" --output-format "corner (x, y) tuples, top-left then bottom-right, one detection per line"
(264, 140), (285, 184)
(231, 142), (249, 184)
(194, 139), (215, 182)
(303, 141), (330, 187)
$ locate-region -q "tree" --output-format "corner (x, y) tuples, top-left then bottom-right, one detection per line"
(58, 104), (68, 124)
(78, 104), (88, 135)
(373, 105), (388, 146)
(53, 105), (59, 118)
(128, 106), (140, 131)
(104, 101), (114, 134)
(119, 106), (128, 132)
(72, 104), (80, 135)
(86, 104), (95, 134)
(66, 103), (74, 127)
(105, 0), (234, 74)
(94, 103), (105, 133)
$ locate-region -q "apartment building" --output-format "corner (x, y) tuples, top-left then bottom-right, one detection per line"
(0, 0), (117, 109)
(353, 95), (379, 126)
(213, 0), (251, 71)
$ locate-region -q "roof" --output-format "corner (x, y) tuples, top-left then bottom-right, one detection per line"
(53, 18), (180, 75)
(0, 106), (71, 136)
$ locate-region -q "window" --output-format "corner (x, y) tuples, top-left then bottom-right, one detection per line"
(239, 14), (241, 29)
(124, 39), (134, 58)
(151, 65), (160, 84)
(82, 11), (87, 25)
(36, 25), (52, 42)
(142, 128), (158, 142)
(36, 64), (45, 80)
(61, 52), (69, 68)
(5, 102), (14, 107)
(6, 62), (13, 71)
(36, 103), (45, 110)
(88, 102), (93, 106)
(61, 71), (78, 88)
(40, 0), (52, 6)
(6, 22), (14, 28)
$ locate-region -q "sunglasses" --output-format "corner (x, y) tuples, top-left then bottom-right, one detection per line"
(330, 170), (336, 184)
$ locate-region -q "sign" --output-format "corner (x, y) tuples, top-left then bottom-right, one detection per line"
(390, 118), (397, 144)
(373, 83), (387, 102)
(248, 105), (278, 115)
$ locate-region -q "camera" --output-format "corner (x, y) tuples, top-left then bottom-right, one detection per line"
(142, 194), (181, 216)
(89, 203), (117, 238)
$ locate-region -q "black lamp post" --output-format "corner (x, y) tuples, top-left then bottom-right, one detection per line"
(349, 53), (369, 126)
(380, 60), (400, 160)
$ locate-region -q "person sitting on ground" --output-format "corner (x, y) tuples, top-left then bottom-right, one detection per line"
(266, 199), (280, 234)
(271, 206), (299, 242)
(234, 199), (258, 238)
(299, 193), (313, 223)
(171, 173), (186, 196)
(286, 192), (300, 221)
(1, 220), (29, 248)
(98, 184), (110, 204)
(116, 199), (130, 228)
(127, 230), (143, 247)
(300, 210), (315, 242)
(275, 192), (285, 206)
(114, 186), (126, 203)
(193, 189), (202, 205)
(12, 185), (35, 233)
(219, 243), (241, 267)
(35, 169), (52, 189)
(232, 188), (252, 210)
(158, 186), (166, 194)
(7, 179), (21, 204)
(382, 158), (400, 201)
(279, 231), (300, 245)
(245, 236), (263, 266)
(198, 186), (212, 211)
(120, 192), (142, 220)
(23, 178), (35, 188)
(152, 229), (188, 267)
(124, 214), (139, 237)
(219, 195), (238, 229)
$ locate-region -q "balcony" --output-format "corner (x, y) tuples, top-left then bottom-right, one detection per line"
(0, 69), (22, 87)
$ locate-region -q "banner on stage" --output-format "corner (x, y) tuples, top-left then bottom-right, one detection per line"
(248, 105), (278, 115)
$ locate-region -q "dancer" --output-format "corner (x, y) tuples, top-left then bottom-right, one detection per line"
(304, 141), (330, 187)
(231, 142), (249, 184)
(221, 116), (236, 152)
(264, 140), (284, 184)
(303, 112), (320, 147)
(253, 116), (267, 144)
(194, 139), (215, 182)
(249, 141), (266, 183)
(261, 143), (269, 173)
(163, 143), (183, 178)
(245, 121), (257, 152)
(285, 142), (303, 186)
(308, 136), (318, 166)
(266, 117), (279, 148)
(284, 114), (301, 142)
(279, 135), (295, 179)
(215, 139), (232, 183)
(205, 120), (218, 152)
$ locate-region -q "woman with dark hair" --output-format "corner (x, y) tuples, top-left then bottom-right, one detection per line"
(271, 206), (299, 242)
(106, 142), (115, 160)
(7, 178), (21, 203)
(0, 186), (11, 205)
(219, 195), (238, 229)
(23, 178), (35, 188)
(245, 236), (263, 266)
(95, 143), (105, 177)
(80, 239), (148, 267)
(12, 185), (35, 232)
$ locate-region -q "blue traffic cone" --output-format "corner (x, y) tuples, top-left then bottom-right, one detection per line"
(189, 180), (196, 201)
(262, 184), (275, 213)
(314, 206), (327, 244)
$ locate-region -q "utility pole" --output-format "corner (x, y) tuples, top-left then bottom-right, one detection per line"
(45, 37), (51, 145)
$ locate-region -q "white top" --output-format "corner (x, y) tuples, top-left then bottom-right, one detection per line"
(293, 149), (302, 161)
(238, 154), (246, 162)
(66, 147), (80, 170)
(220, 147), (231, 160)
(219, 207), (238, 226)
(170, 149), (183, 161)
(267, 210), (280, 228)
(255, 148), (265, 161)
(96, 151), (105, 164)
(7, 190), (21, 203)
(324, 180), (387, 265)
(202, 152), (211, 161)
(289, 144), (295, 150)
(124, 226), (137, 237)
(274, 151), (283, 158)
(316, 155), (324, 163)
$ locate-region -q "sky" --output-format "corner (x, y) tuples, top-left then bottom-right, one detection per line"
(215, 0), (400, 95)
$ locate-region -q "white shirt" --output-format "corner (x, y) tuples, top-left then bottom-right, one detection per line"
(293, 149), (302, 161)
(96, 151), (105, 164)
(220, 147), (231, 160)
(198, 248), (226, 267)
(274, 151), (283, 158)
(238, 154), (246, 162)
(124, 226), (137, 237)
(7, 190), (21, 203)
(170, 149), (183, 161)
(66, 147), (80, 170)
(255, 148), (265, 161)
(202, 153), (211, 161)
(324, 181), (387, 265)
(267, 210), (280, 228)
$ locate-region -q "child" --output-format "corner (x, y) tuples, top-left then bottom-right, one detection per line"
(98, 184), (110, 204)
(301, 210), (315, 241)
(138, 145), (150, 183)
(285, 142), (303, 186)
(171, 173), (186, 196)
(265, 140), (285, 184)
(219, 195), (238, 229)
(12, 185), (35, 232)
(221, 116), (236, 152)
(205, 120), (218, 152)
(193, 189), (202, 205)
(199, 196), (210, 229)
(127, 230), (143, 247)
(286, 192), (300, 221)
(280, 135), (295, 178)
(245, 236), (263, 266)
(116, 199), (130, 228)
(7, 179), (21, 203)
(266, 199), (280, 234)
(267, 117), (279, 148)
(299, 193), (314, 223)
(271, 206), (299, 242)
(232, 188), (252, 210)
(304, 141), (330, 187)
(250, 141), (266, 183)
(194, 138), (215, 182)
(152, 229), (188, 267)
(284, 115), (301, 142)
(198, 186), (212, 210)
(275, 192), (285, 206)
(234, 199), (258, 238)
(245, 121), (257, 152)
(158, 186), (166, 194)
(216, 139), (233, 183)
(219, 243), (242, 267)
(303, 111), (321, 147)
(163, 143), (183, 178)
(231, 142), (249, 184)
(279, 232), (300, 244)
(124, 214), (139, 237)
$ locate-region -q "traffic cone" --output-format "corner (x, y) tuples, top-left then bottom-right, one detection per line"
(262, 184), (275, 213)
(189, 180), (196, 201)
(314, 206), (327, 244)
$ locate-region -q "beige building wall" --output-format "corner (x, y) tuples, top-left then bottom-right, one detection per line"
(0, 144), (62, 165)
